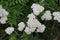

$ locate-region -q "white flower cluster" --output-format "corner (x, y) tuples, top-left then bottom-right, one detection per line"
(18, 22), (25, 31)
(24, 13), (46, 34)
(4, 3), (46, 35)
(24, 13), (37, 34)
(53, 12), (60, 22)
(4, 3), (60, 35)
(36, 24), (46, 33)
(41, 10), (52, 20)
(0, 5), (9, 24)
(31, 3), (44, 16)
(31, 3), (52, 21)
(5, 27), (14, 35)
(17, 3), (46, 34)
(5, 22), (25, 35)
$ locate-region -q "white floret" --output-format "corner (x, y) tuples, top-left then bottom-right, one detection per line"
(0, 16), (8, 24)
(5, 27), (14, 35)
(27, 18), (37, 28)
(30, 27), (36, 32)
(24, 27), (32, 34)
(0, 13), (3, 17)
(2, 9), (9, 16)
(53, 12), (60, 17)
(27, 13), (35, 19)
(18, 22), (25, 31)
(0, 5), (9, 24)
(0, 7), (8, 16)
(36, 24), (46, 33)
(31, 3), (44, 16)
(0, 20), (6, 24)
(53, 12), (60, 22)
(41, 10), (52, 20)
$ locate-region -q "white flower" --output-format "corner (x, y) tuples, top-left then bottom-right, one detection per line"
(25, 12), (46, 34)
(27, 13), (37, 28)
(53, 12), (60, 17)
(27, 12), (45, 33)
(30, 27), (36, 32)
(0, 16), (8, 24)
(0, 13), (3, 17)
(2, 9), (9, 16)
(53, 12), (60, 22)
(27, 13), (41, 28)
(41, 10), (52, 20)
(0, 6), (8, 16)
(0, 5), (9, 24)
(27, 13), (35, 19)
(5, 27), (14, 35)
(27, 18), (37, 33)
(27, 18), (37, 28)
(18, 22), (25, 31)
(24, 27), (32, 34)
(36, 24), (46, 33)
(31, 3), (44, 16)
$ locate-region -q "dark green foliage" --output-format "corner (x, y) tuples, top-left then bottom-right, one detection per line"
(0, 0), (60, 40)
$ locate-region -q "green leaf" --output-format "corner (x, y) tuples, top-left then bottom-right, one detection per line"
(9, 34), (17, 40)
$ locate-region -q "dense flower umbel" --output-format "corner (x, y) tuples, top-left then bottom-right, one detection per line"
(5, 27), (14, 35)
(18, 22), (25, 31)
(24, 27), (32, 34)
(24, 13), (46, 34)
(53, 12), (60, 22)
(41, 10), (52, 20)
(27, 13), (35, 19)
(31, 3), (44, 16)
(0, 5), (9, 24)
(36, 24), (46, 33)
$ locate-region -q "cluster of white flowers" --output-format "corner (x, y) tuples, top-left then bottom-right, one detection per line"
(5, 22), (25, 35)
(5, 27), (14, 35)
(24, 13), (46, 34)
(4, 3), (60, 35)
(36, 24), (46, 33)
(5, 3), (46, 35)
(41, 10), (52, 20)
(27, 13), (35, 19)
(24, 27), (32, 34)
(0, 5), (9, 24)
(31, 3), (44, 16)
(4, 3), (47, 35)
(24, 13), (36, 34)
(18, 22), (25, 31)
(53, 12), (60, 22)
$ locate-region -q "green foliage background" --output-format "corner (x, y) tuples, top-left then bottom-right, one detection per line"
(0, 0), (60, 40)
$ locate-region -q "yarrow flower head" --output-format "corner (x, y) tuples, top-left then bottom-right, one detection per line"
(25, 13), (36, 34)
(0, 5), (9, 24)
(31, 3), (44, 16)
(5, 27), (14, 35)
(24, 13), (46, 34)
(36, 24), (46, 33)
(18, 22), (25, 31)
(41, 10), (52, 20)
(27, 13), (35, 19)
(24, 27), (32, 34)
(53, 12), (60, 22)
(0, 16), (8, 24)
